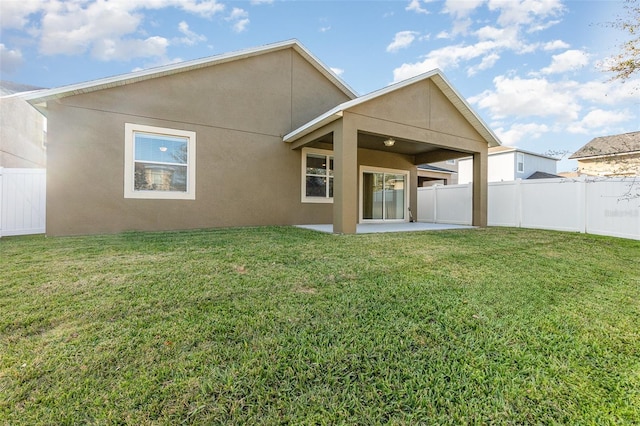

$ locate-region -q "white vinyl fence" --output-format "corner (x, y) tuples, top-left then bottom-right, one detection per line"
(417, 177), (639, 240)
(0, 168), (46, 237)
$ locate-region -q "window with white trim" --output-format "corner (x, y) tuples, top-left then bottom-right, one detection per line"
(302, 147), (333, 203)
(516, 152), (525, 174)
(124, 123), (196, 200)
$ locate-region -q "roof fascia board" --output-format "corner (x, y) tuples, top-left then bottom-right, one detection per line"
(22, 39), (357, 106)
(283, 108), (344, 142)
(570, 150), (640, 161)
(285, 70), (441, 143)
(491, 147), (558, 161)
(290, 43), (357, 100)
(429, 72), (501, 148)
(285, 68), (503, 148)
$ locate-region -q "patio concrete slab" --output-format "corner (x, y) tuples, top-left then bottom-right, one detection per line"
(296, 222), (475, 234)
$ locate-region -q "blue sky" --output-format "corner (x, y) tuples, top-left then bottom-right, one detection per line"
(1, 0), (638, 172)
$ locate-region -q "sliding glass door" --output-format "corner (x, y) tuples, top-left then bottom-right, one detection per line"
(361, 168), (408, 222)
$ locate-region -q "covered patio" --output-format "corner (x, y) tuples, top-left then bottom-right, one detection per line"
(285, 69), (500, 234)
(297, 222), (475, 234)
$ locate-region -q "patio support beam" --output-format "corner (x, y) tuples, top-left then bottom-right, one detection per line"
(472, 150), (488, 227)
(414, 149), (471, 165)
(332, 117), (358, 234)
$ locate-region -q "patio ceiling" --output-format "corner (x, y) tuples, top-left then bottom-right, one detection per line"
(300, 130), (472, 163)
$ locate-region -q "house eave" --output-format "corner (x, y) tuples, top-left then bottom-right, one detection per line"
(569, 150), (640, 161)
(284, 68), (502, 148)
(22, 39), (358, 110)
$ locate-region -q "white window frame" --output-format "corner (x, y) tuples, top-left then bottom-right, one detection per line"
(124, 123), (196, 200)
(516, 152), (525, 174)
(301, 147), (334, 203)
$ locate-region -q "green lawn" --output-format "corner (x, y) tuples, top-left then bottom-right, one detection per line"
(1, 226), (639, 424)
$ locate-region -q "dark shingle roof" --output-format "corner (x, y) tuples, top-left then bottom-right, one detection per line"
(569, 131), (640, 159)
(417, 164), (457, 173)
(527, 171), (563, 180)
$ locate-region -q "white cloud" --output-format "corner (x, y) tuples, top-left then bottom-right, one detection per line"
(0, 0), (44, 29)
(488, 0), (565, 30)
(541, 49), (590, 74)
(387, 31), (420, 53)
(173, 0), (225, 18)
(567, 109), (634, 134)
(320, 26), (332, 33)
(330, 67), (344, 76)
(469, 75), (582, 121)
(9, 0), (225, 62)
(543, 40), (570, 51)
(251, 0), (274, 4)
(577, 79), (640, 105)
(39, 1), (142, 56)
(495, 122), (550, 146)
(393, 40), (501, 81)
(406, 0), (431, 15)
(92, 36), (169, 61)
(0, 43), (24, 73)
(227, 7), (249, 33)
(467, 53), (500, 76)
(443, 0), (484, 18)
(177, 21), (206, 45)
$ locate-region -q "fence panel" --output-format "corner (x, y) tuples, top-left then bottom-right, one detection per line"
(0, 168), (46, 237)
(487, 181), (519, 227)
(417, 177), (639, 240)
(585, 178), (639, 240)
(417, 187), (435, 222)
(417, 185), (471, 224)
(519, 179), (584, 233)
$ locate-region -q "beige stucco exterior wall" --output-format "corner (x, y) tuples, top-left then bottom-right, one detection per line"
(349, 79), (484, 146)
(577, 154), (640, 176)
(45, 48), (352, 236)
(0, 96), (46, 168)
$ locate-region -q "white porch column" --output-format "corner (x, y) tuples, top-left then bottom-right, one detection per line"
(333, 118), (358, 234)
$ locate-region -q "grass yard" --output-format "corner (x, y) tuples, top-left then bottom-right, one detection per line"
(1, 226), (639, 424)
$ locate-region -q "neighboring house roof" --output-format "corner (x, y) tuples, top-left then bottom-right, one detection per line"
(488, 146), (558, 160)
(458, 146), (559, 161)
(0, 81), (45, 96)
(527, 171), (563, 179)
(569, 131), (640, 160)
(283, 69), (501, 148)
(418, 164), (457, 174)
(22, 39), (357, 115)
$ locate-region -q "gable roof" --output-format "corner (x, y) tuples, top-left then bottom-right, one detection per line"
(284, 69), (501, 148)
(22, 39), (357, 115)
(569, 131), (640, 159)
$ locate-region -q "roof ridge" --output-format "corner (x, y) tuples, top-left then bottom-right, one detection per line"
(22, 39), (357, 113)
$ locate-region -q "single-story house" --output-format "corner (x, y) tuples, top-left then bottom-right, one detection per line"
(458, 146), (558, 183)
(24, 39), (500, 236)
(569, 131), (640, 177)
